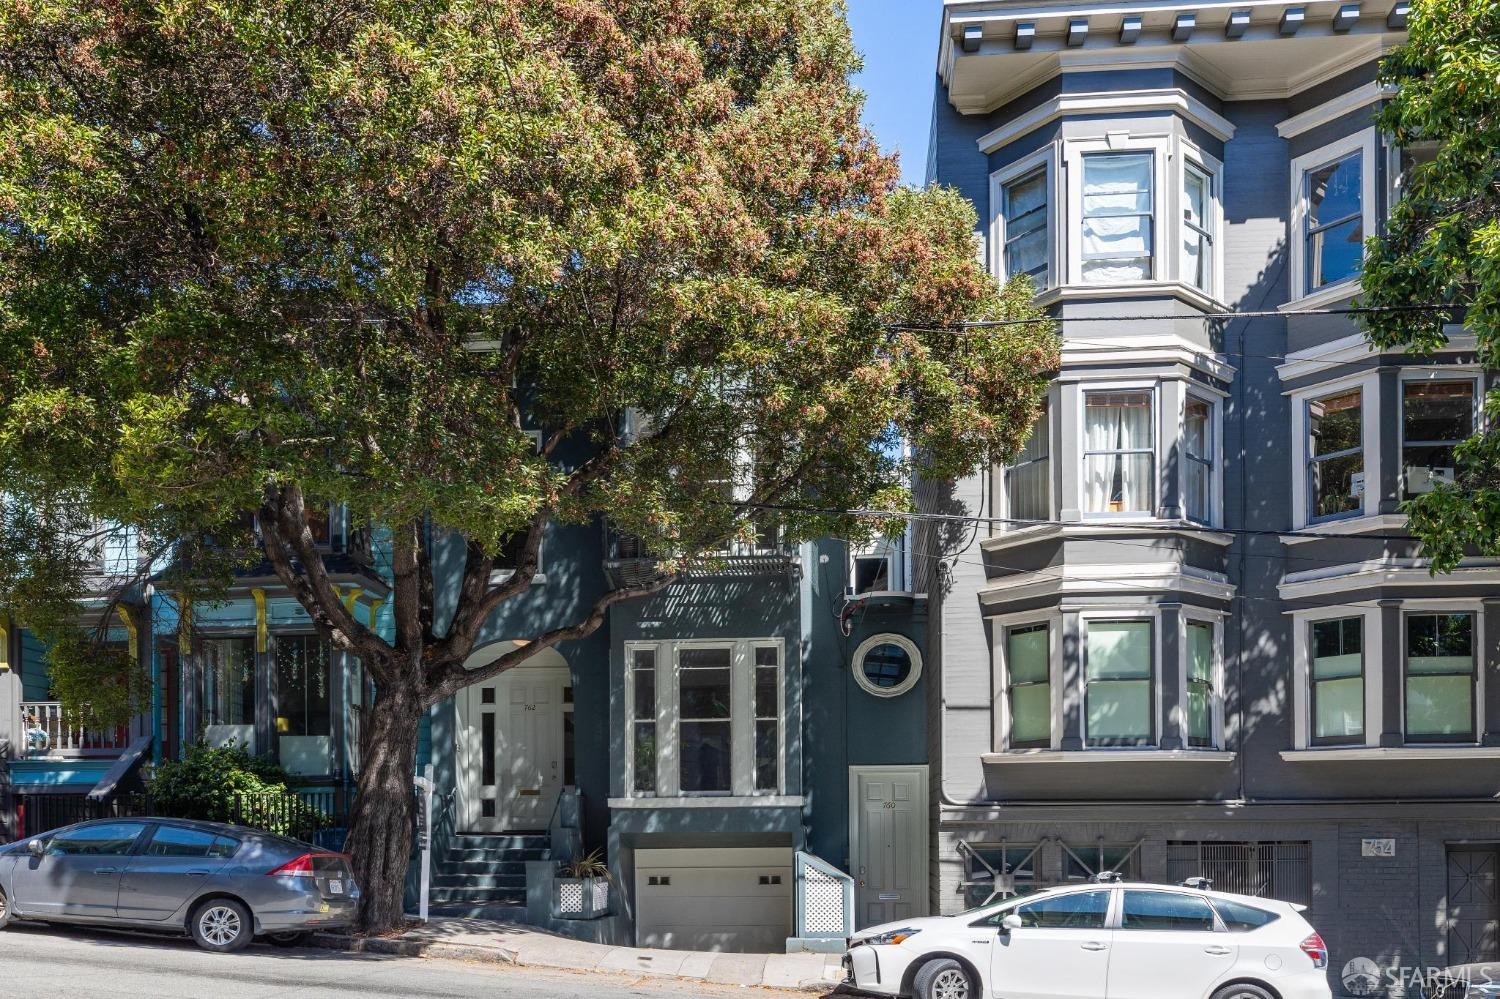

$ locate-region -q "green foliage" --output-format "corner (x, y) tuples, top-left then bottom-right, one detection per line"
(1363, 0), (1500, 569)
(559, 847), (610, 880)
(148, 741), (330, 837)
(45, 631), (151, 731)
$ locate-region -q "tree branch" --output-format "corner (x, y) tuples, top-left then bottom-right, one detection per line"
(389, 517), (426, 662)
(426, 570), (683, 703)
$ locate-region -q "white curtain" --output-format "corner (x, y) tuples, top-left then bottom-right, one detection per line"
(1084, 393), (1153, 513)
(1081, 154), (1152, 283)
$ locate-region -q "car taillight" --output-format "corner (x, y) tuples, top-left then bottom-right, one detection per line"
(1300, 932), (1328, 969)
(267, 852), (344, 877)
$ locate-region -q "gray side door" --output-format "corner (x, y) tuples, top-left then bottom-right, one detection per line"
(1448, 848), (1500, 965)
(11, 820), (148, 920)
(850, 767), (928, 929)
(117, 825), (238, 921)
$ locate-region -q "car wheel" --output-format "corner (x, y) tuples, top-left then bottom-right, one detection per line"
(267, 931), (310, 948)
(913, 958), (977, 999)
(191, 899), (253, 953)
(0, 886), (11, 930)
(1210, 985), (1276, 999)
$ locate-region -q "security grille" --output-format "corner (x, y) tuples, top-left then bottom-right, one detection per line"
(1166, 841), (1312, 906)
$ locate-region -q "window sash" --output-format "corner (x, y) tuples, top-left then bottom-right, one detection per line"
(1186, 621), (1216, 748)
(1085, 621), (1154, 746)
(1303, 151), (1364, 291)
(1007, 623), (1051, 749)
(1083, 391), (1155, 515)
(1184, 397), (1214, 524)
(1003, 167), (1050, 286)
(1402, 380), (1475, 498)
(1183, 163), (1213, 293)
(1404, 613), (1476, 742)
(1080, 153), (1155, 281)
(1006, 406), (1051, 522)
(1310, 618), (1364, 745)
(1306, 390), (1363, 522)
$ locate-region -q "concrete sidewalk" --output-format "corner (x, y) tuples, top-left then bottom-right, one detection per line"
(315, 917), (846, 992)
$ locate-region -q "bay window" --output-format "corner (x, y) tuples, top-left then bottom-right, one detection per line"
(1006, 404), (1051, 522)
(101, 523), (139, 576)
(1307, 388), (1363, 522)
(1184, 396), (1213, 524)
(1081, 153), (1154, 283)
(1006, 623), (1052, 749)
(627, 639), (785, 798)
(1002, 167), (1050, 287)
(1085, 620), (1154, 746)
(1183, 163), (1214, 294)
(1310, 617), (1364, 745)
(1403, 380), (1475, 498)
(1405, 613), (1476, 742)
(1083, 391), (1155, 516)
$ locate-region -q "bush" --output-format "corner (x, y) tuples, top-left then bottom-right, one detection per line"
(147, 741), (329, 838)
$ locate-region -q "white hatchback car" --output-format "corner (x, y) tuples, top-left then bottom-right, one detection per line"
(843, 878), (1331, 999)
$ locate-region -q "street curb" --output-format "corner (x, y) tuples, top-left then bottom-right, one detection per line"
(309, 932), (835, 992)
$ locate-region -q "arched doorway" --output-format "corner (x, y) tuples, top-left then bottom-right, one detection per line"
(456, 642), (571, 833)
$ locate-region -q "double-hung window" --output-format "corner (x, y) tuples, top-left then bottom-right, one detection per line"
(1006, 404), (1051, 522)
(1405, 613), (1476, 742)
(1085, 620), (1154, 746)
(1402, 380), (1475, 498)
(274, 635), (333, 775)
(1185, 620), (1217, 748)
(1003, 168), (1050, 287)
(753, 647), (780, 791)
(1081, 153), (1154, 283)
(1307, 389), (1363, 522)
(101, 522), (139, 575)
(202, 637), (256, 751)
(1182, 163), (1214, 294)
(1302, 150), (1364, 292)
(1083, 391), (1155, 516)
(1184, 397), (1214, 524)
(1310, 617), (1364, 745)
(1006, 623), (1051, 749)
(631, 648), (657, 793)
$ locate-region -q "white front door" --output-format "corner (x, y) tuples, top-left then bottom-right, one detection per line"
(850, 767), (928, 928)
(464, 668), (567, 832)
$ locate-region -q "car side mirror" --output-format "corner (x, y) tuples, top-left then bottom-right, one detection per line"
(27, 838), (44, 857)
(1000, 913), (1023, 934)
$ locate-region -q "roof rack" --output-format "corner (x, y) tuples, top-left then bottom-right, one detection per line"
(1089, 871), (1123, 884)
(1181, 877), (1214, 891)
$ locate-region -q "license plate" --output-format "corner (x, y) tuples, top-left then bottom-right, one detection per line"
(328, 879), (343, 894)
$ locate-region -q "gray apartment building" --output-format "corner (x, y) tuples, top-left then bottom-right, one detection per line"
(922, 0), (1500, 987)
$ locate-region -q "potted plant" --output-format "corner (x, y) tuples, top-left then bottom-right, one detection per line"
(551, 848), (612, 920)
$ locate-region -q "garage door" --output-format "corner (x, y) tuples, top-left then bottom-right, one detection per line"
(635, 847), (792, 953)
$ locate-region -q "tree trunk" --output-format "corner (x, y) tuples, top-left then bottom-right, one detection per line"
(342, 680), (422, 934)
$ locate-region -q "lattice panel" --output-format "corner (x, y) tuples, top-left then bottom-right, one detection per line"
(801, 864), (846, 934)
(558, 882), (583, 913)
(591, 879), (609, 911)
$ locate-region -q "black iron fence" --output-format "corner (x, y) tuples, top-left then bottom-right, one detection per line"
(2, 785), (353, 847)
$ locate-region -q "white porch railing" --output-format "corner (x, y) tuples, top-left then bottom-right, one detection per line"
(19, 701), (130, 755)
(793, 851), (855, 944)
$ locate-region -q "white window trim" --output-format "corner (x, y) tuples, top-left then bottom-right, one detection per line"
(990, 144), (1060, 290)
(1078, 609), (1163, 749)
(1285, 127), (1379, 309)
(1077, 379), (1161, 522)
(1399, 599), (1487, 747)
(852, 633), (923, 699)
(623, 638), (785, 799)
(1288, 371), (1381, 531)
(992, 610), (1064, 752)
(490, 430), (546, 584)
(1180, 611), (1226, 750)
(1289, 605), (1382, 751)
(1180, 389), (1224, 528)
(1176, 139), (1225, 302)
(1398, 367), (1484, 501)
(1064, 133), (1173, 288)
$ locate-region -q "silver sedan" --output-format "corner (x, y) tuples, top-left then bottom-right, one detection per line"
(0, 817), (358, 951)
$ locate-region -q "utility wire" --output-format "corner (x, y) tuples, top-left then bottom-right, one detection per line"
(884, 301), (1462, 332)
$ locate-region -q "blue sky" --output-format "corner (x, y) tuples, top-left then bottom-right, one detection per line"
(847, 0), (943, 187)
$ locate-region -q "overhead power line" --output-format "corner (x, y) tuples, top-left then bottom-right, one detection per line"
(885, 301), (1462, 332)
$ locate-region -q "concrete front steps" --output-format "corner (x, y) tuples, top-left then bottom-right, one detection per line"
(428, 832), (548, 912)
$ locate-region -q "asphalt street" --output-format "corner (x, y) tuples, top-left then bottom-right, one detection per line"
(0, 922), (833, 999)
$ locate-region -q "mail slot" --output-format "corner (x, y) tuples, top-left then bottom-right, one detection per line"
(519, 789), (541, 797)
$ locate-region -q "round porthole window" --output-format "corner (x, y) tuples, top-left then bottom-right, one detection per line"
(852, 634), (922, 698)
